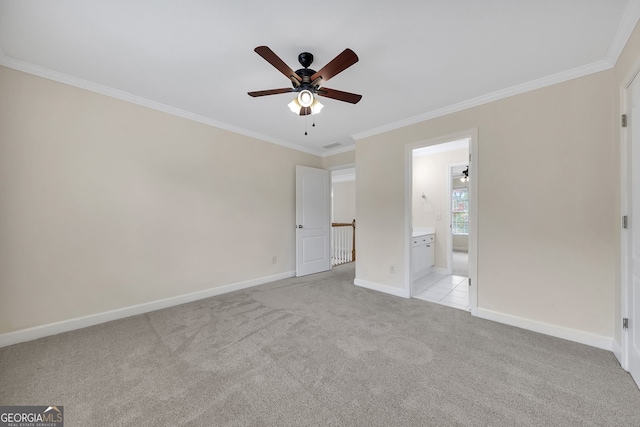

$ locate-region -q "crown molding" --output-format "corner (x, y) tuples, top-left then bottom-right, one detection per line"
(352, 4), (640, 142)
(4, 1), (639, 154)
(0, 54), (324, 157)
(352, 59), (612, 141)
(606, 0), (640, 65)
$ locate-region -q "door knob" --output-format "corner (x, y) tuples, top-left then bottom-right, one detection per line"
(297, 225), (303, 229)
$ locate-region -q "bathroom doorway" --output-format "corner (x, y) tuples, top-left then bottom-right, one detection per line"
(405, 131), (477, 314)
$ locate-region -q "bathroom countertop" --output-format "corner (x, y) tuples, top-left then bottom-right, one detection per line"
(412, 227), (435, 237)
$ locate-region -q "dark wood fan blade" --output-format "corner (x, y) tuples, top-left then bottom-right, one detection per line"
(248, 88), (294, 97)
(310, 49), (359, 82)
(254, 46), (302, 82)
(316, 87), (362, 104)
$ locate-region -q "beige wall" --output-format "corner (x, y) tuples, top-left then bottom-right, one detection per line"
(332, 181), (356, 223)
(356, 68), (616, 337)
(413, 148), (468, 268)
(0, 66), (321, 334)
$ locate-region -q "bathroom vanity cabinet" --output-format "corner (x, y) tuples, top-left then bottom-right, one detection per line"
(412, 233), (435, 280)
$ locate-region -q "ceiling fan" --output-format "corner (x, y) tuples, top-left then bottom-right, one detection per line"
(248, 46), (362, 116)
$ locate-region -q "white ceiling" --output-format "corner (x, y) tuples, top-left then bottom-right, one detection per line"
(1, 1), (638, 156)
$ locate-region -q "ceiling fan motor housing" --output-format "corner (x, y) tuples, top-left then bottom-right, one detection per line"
(298, 52), (313, 68)
(293, 68), (317, 88)
(293, 52), (318, 90)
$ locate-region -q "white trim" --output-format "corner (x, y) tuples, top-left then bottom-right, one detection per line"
(0, 270), (295, 348)
(4, 0), (639, 159)
(468, 131), (479, 316)
(354, 278), (410, 298)
(0, 52), (359, 158)
(620, 62), (640, 383)
(613, 339), (623, 366)
(605, 0), (640, 65)
(0, 55), (324, 157)
(405, 143), (414, 295)
(326, 162), (356, 171)
(331, 167), (356, 183)
(618, 60), (640, 373)
(620, 81), (631, 371)
(476, 308), (614, 351)
(405, 129), (478, 314)
(354, 1), (640, 144)
(331, 174), (356, 184)
(413, 138), (469, 157)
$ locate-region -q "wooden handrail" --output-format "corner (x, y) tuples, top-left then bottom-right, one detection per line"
(331, 219), (356, 263)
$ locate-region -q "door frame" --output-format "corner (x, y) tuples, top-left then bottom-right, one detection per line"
(619, 63), (640, 371)
(328, 163), (356, 223)
(404, 128), (478, 315)
(448, 161), (470, 276)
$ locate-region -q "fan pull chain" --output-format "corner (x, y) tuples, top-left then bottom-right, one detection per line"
(304, 114), (308, 135)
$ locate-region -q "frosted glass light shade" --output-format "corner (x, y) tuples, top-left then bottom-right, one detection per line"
(310, 98), (323, 114)
(288, 96), (324, 115)
(288, 98), (301, 114)
(297, 90), (314, 107)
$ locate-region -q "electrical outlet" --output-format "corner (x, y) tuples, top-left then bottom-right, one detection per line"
(272, 256), (277, 264)
(390, 265), (395, 274)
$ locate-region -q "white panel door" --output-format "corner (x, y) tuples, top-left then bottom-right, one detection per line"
(296, 165), (331, 277)
(627, 75), (640, 388)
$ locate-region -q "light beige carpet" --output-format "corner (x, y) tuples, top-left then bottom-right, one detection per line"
(1, 263), (639, 426)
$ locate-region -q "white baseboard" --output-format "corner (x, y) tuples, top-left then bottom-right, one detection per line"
(476, 308), (613, 351)
(354, 278), (410, 298)
(0, 270), (295, 348)
(612, 339), (623, 367)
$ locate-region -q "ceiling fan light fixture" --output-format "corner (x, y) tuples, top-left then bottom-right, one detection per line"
(288, 96), (324, 115)
(287, 98), (301, 114)
(297, 89), (314, 107)
(460, 166), (469, 182)
(311, 98), (323, 114)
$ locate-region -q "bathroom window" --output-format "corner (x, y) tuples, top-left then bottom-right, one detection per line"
(452, 188), (469, 235)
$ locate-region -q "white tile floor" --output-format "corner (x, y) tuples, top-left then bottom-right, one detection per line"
(413, 272), (469, 311)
